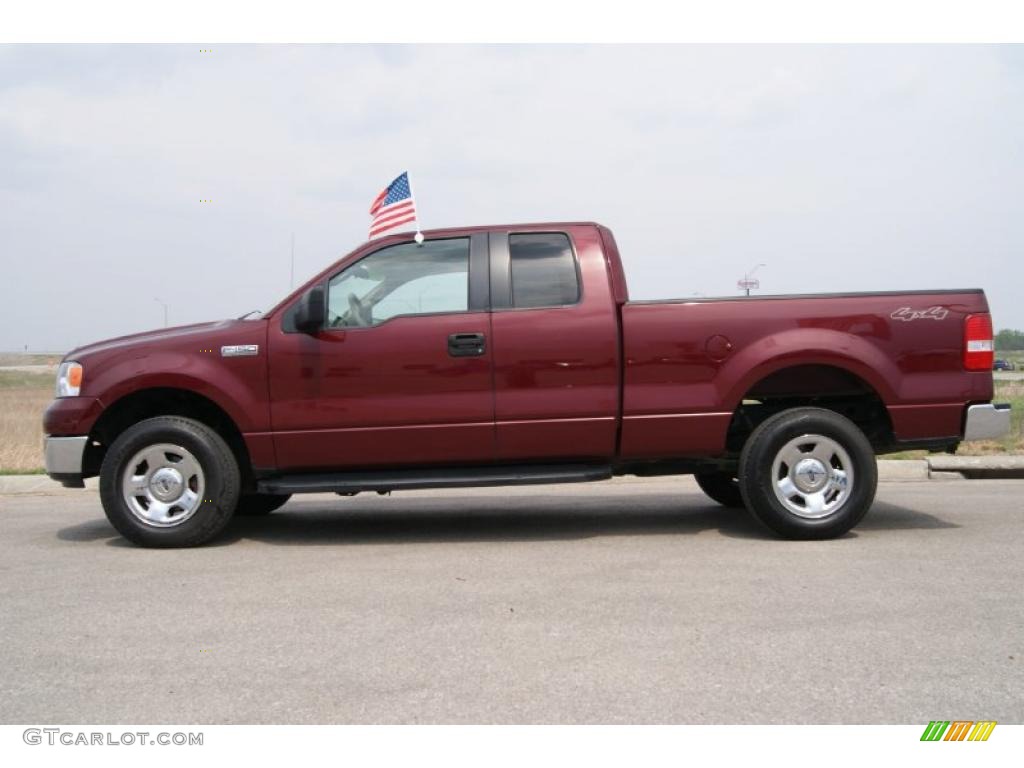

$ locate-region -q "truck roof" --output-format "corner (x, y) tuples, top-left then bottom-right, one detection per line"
(372, 221), (606, 239)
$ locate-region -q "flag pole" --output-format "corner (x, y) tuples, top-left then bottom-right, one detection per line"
(407, 172), (424, 244)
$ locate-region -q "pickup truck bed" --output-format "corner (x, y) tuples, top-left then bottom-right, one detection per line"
(620, 288), (993, 459)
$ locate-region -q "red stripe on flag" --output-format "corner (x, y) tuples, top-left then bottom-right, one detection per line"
(371, 200), (414, 221)
(369, 214), (417, 237)
(369, 189), (388, 215)
(369, 215), (415, 235)
(371, 204), (416, 229)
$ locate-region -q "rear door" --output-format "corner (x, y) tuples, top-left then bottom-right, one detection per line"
(487, 226), (621, 461)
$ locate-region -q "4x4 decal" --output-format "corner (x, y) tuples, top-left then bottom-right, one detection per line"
(891, 306), (949, 322)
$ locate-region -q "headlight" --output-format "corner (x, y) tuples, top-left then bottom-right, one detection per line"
(55, 362), (83, 397)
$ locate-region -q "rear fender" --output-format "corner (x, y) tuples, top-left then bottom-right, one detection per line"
(719, 328), (899, 411)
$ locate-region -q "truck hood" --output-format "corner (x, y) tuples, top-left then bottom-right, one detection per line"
(65, 319), (256, 361)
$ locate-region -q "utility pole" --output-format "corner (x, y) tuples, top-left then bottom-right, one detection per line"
(154, 298), (168, 328)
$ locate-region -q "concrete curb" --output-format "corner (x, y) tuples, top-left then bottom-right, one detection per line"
(0, 476), (98, 495)
(876, 460), (930, 481)
(926, 455), (1024, 480)
(877, 457), (1024, 481)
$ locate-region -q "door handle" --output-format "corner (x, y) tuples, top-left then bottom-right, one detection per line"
(448, 332), (486, 357)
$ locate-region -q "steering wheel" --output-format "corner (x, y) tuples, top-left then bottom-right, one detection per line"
(346, 292), (372, 327)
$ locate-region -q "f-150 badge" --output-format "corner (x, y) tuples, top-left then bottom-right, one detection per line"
(220, 344), (259, 357)
(890, 306), (948, 322)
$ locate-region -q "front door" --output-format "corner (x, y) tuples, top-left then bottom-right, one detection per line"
(267, 234), (494, 471)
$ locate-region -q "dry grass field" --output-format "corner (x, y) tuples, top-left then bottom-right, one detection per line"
(0, 353), (62, 367)
(0, 365), (1021, 475)
(0, 370), (55, 474)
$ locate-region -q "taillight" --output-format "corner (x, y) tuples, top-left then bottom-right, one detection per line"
(963, 313), (994, 371)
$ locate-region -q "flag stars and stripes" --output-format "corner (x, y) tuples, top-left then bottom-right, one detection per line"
(369, 172), (419, 238)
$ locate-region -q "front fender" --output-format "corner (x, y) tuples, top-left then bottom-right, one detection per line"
(87, 349), (270, 433)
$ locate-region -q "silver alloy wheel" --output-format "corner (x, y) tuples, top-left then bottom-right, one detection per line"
(121, 443), (205, 527)
(770, 433), (854, 519)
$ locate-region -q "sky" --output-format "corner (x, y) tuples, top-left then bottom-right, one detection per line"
(1, 44), (1022, 352)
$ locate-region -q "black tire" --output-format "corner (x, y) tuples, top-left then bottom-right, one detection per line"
(738, 407), (877, 540)
(235, 493), (291, 516)
(99, 416), (241, 547)
(694, 471), (745, 508)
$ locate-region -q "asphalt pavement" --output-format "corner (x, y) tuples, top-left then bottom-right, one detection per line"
(0, 476), (1021, 724)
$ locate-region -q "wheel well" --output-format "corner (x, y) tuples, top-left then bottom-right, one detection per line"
(726, 365), (893, 454)
(85, 388), (254, 488)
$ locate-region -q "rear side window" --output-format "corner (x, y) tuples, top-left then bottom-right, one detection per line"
(509, 233), (579, 308)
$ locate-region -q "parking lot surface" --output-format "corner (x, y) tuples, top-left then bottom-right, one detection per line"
(1, 477), (1021, 724)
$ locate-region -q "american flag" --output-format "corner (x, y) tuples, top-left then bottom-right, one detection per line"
(368, 172), (418, 238)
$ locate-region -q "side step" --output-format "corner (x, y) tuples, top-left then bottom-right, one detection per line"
(257, 463), (613, 495)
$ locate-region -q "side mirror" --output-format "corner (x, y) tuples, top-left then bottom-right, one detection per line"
(293, 286), (325, 333)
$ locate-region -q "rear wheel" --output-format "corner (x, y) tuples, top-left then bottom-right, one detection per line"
(236, 493), (291, 516)
(99, 416), (240, 547)
(694, 471), (744, 508)
(738, 407), (877, 539)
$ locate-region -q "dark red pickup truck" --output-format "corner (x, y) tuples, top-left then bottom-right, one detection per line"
(44, 222), (1010, 546)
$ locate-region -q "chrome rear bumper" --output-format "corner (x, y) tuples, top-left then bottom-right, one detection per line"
(964, 404), (1012, 442)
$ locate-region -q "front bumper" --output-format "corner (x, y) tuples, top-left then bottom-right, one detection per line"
(44, 436), (89, 487)
(964, 403), (1012, 442)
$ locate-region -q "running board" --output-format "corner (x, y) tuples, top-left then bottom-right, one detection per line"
(257, 463), (613, 495)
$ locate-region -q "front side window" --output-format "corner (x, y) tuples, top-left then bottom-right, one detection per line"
(509, 233), (580, 308)
(327, 238), (469, 328)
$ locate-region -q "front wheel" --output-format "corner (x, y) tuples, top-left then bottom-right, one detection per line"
(99, 416), (241, 547)
(738, 407), (877, 540)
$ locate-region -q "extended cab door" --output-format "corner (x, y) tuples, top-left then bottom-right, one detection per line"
(267, 234), (495, 471)
(487, 227), (621, 461)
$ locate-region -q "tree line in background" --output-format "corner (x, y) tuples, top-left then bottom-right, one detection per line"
(996, 329), (1024, 351)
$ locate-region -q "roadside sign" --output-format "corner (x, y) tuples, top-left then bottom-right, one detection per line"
(737, 278), (760, 291)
